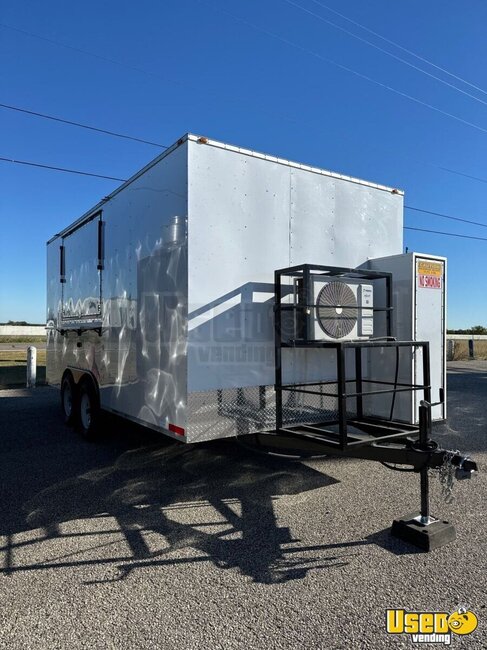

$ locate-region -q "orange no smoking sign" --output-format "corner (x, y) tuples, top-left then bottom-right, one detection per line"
(417, 260), (442, 290)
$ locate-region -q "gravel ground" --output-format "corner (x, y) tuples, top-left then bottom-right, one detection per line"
(0, 362), (486, 649)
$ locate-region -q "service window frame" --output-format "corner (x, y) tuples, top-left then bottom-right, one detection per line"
(59, 211), (104, 326)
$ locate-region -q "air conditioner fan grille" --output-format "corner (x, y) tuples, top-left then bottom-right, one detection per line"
(316, 281), (358, 339)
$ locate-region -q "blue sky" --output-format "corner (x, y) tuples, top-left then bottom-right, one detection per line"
(0, 0), (486, 327)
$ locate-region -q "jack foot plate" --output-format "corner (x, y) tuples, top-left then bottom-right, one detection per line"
(391, 512), (456, 551)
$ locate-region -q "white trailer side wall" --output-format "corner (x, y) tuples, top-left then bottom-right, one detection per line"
(186, 138), (403, 441)
(47, 134), (408, 444)
(47, 142), (188, 434)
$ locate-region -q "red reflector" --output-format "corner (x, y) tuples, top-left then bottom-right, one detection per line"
(169, 423), (185, 437)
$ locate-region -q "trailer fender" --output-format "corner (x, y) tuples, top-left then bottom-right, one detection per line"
(67, 367), (100, 393)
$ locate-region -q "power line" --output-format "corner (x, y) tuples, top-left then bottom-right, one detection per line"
(4, 98), (487, 189)
(0, 103), (168, 148)
(3, 94), (486, 189)
(0, 22), (161, 81)
(0, 22), (283, 125)
(404, 226), (487, 242)
(1, 154), (486, 243)
(283, 0), (487, 108)
(0, 156), (127, 182)
(436, 166), (487, 186)
(2, 22), (487, 188)
(205, 2), (487, 136)
(308, 0), (487, 99)
(405, 205), (487, 229)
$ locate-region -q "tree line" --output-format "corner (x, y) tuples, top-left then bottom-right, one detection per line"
(0, 320), (44, 326)
(447, 326), (487, 335)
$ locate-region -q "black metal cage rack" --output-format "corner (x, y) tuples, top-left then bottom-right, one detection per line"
(273, 264), (432, 449)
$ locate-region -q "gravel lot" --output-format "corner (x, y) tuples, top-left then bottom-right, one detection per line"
(0, 362), (486, 649)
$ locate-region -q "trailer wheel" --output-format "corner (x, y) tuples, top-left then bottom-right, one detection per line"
(76, 378), (100, 440)
(61, 373), (77, 425)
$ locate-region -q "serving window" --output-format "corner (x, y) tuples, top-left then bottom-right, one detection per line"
(60, 213), (104, 321)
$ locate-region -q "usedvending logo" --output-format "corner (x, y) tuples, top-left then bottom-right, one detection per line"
(386, 607), (478, 645)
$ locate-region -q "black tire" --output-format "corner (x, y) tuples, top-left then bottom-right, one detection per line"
(76, 378), (100, 440)
(60, 373), (77, 425)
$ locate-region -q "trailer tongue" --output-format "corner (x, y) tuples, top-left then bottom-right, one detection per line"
(250, 403), (477, 551)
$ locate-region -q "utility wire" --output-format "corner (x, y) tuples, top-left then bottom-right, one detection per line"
(404, 226), (487, 242)
(405, 205), (487, 229)
(205, 2), (487, 136)
(436, 166), (487, 186)
(5, 13), (487, 136)
(0, 22), (164, 82)
(0, 22), (283, 125)
(3, 98), (487, 187)
(0, 103), (168, 148)
(0, 157), (127, 182)
(1, 155), (486, 242)
(2, 93), (486, 188)
(2, 21), (487, 187)
(284, 0), (487, 107)
(308, 0), (487, 98)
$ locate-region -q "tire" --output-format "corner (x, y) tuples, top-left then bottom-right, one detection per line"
(76, 378), (100, 440)
(60, 373), (77, 425)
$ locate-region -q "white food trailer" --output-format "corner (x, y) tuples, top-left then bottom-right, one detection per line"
(47, 133), (478, 551)
(46, 133), (445, 442)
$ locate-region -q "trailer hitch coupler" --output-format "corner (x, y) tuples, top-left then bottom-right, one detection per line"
(455, 457), (476, 480)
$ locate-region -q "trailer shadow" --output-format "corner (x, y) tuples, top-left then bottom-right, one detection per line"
(3, 366), (481, 584)
(0, 392), (375, 584)
(10, 439), (365, 584)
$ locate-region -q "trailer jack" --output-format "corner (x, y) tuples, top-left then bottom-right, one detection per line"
(390, 401), (477, 551)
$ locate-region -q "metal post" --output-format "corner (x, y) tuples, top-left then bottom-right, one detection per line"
(469, 339), (474, 359)
(420, 468), (430, 523)
(422, 342), (431, 404)
(26, 346), (37, 388)
(274, 270), (283, 431)
(337, 344), (347, 449)
(446, 339), (454, 361)
(303, 265), (312, 342)
(418, 343), (433, 524)
(418, 403), (431, 524)
(385, 273), (393, 337)
(355, 347), (363, 420)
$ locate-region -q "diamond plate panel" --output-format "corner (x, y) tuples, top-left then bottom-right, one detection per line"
(187, 384), (355, 443)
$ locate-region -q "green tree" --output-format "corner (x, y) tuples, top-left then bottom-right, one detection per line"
(470, 325), (487, 335)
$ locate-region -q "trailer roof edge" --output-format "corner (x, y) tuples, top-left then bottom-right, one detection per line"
(188, 135), (404, 195)
(47, 133), (404, 244)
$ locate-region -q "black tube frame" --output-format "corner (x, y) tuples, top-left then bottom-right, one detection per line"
(273, 264), (431, 451)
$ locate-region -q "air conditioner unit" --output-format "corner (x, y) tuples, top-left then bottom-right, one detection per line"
(311, 279), (374, 341)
